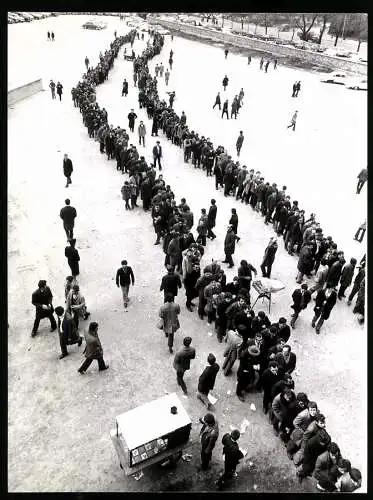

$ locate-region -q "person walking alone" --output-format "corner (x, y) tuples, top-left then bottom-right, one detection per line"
(159, 293), (181, 353)
(356, 168), (367, 194)
(236, 131), (244, 157)
(63, 153), (73, 188)
(287, 111), (298, 131)
(128, 109), (137, 133)
(138, 120), (146, 147)
(60, 198), (77, 239)
(173, 336), (196, 395)
(31, 280), (57, 337)
(153, 141), (162, 170)
(116, 260), (135, 309)
(260, 237), (278, 278)
(222, 75), (229, 91)
(78, 322), (109, 374)
(213, 92), (221, 110)
(199, 413), (219, 471)
(84, 56), (90, 70)
(122, 79), (129, 97)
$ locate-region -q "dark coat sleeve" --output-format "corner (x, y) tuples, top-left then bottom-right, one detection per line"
(129, 267), (135, 284)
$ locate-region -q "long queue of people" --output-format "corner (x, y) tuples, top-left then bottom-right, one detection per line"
(64, 30), (363, 491)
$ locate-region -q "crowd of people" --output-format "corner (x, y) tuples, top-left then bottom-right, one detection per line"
(30, 27), (364, 492)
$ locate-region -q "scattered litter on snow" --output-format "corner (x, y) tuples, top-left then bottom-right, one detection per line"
(208, 393), (218, 405)
(164, 390), (170, 394)
(240, 448), (248, 457)
(250, 403), (256, 411)
(226, 390), (231, 395)
(248, 461), (254, 467)
(182, 453), (192, 462)
(240, 419), (250, 434)
(208, 332), (213, 337)
(303, 350), (309, 357)
(229, 425), (236, 431)
(133, 470), (144, 480)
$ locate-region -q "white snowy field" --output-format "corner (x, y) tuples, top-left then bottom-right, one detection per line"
(8, 14), (367, 492)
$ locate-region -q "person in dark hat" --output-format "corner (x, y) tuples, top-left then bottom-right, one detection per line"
(197, 353), (220, 410)
(216, 429), (244, 489)
(236, 342), (260, 401)
(198, 413), (219, 471)
(31, 280), (57, 337)
(65, 238), (80, 277)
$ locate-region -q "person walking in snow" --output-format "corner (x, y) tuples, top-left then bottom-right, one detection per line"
(274, 58), (278, 69)
(84, 56), (90, 70)
(247, 55), (251, 64)
(265, 60), (270, 72)
(51, 31), (55, 41)
(259, 57), (264, 70)
(213, 92), (221, 110)
(295, 81), (301, 97)
(49, 79), (56, 99)
(165, 69), (170, 85)
(56, 81), (63, 101)
(122, 79), (129, 97)
(47, 31), (50, 41)
(287, 111), (298, 131)
(127, 109), (137, 133)
(221, 100), (229, 119)
(63, 153), (73, 187)
(224, 48), (229, 58)
(222, 75), (229, 91)
(236, 131), (244, 156)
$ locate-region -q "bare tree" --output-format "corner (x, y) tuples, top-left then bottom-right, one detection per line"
(317, 14), (330, 44)
(295, 13), (319, 41)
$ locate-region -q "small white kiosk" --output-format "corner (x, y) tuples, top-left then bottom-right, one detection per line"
(110, 393), (192, 475)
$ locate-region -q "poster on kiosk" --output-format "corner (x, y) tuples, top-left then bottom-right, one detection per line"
(111, 393), (192, 475)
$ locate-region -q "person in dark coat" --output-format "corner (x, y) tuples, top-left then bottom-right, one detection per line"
(207, 199), (217, 239)
(221, 99), (229, 119)
(31, 280), (57, 336)
(290, 283), (311, 328)
(78, 322), (108, 373)
(274, 317), (291, 343)
(63, 153), (73, 187)
(127, 109), (137, 132)
(326, 258), (345, 288)
(140, 176), (152, 211)
(60, 198), (77, 239)
(160, 265), (182, 301)
(223, 225), (236, 268)
(237, 260), (257, 291)
(197, 353), (220, 410)
(296, 428), (331, 482)
(56, 81), (63, 100)
(296, 242), (315, 283)
(312, 287), (337, 334)
(199, 413), (219, 471)
(236, 343), (261, 401)
(338, 258), (357, 299)
(222, 75), (229, 90)
(229, 208), (240, 242)
(56, 305), (83, 359)
(151, 114), (159, 136)
(347, 262), (365, 305)
(276, 344), (296, 374)
(214, 162), (223, 190)
(213, 92), (221, 110)
(184, 260), (201, 311)
(261, 237), (278, 278)
(64, 238), (80, 277)
(356, 168), (367, 194)
(116, 260), (135, 308)
(236, 131), (244, 156)
(216, 429), (244, 490)
(173, 336), (196, 394)
(121, 79), (129, 97)
(153, 141), (162, 170)
(313, 442), (342, 492)
(256, 360), (282, 413)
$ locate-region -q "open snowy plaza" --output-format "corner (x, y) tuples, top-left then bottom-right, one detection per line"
(8, 14), (367, 492)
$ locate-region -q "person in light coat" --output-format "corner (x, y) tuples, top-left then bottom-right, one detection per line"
(159, 293), (180, 353)
(138, 120), (146, 147)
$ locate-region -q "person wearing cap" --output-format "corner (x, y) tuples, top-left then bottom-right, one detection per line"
(223, 225), (236, 268)
(236, 342), (260, 401)
(199, 413), (219, 471)
(287, 401), (318, 459)
(197, 354), (220, 410)
(66, 284), (90, 328)
(31, 280), (57, 337)
(173, 336), (196, 394)
(78, 322), (108, 374)
(160, 265), (182, 302)
(64, 238), (80, 278)
(152, 141), (162, 170)
(290, 283), (311, 329)
(311, 287), (337, 334)
(216, 429), (244, 489)
(159, 293), (181, 353)
(60, 199), (77, 240)
(335, 462), (362, 492)
(313, 442), (342, 491)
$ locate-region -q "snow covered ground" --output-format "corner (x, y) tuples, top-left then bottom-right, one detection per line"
(8, 15), (367, 492)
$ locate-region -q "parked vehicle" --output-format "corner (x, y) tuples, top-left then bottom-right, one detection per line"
(82, 20), (106, 30)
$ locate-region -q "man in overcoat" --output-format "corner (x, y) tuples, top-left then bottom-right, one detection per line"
(223, 225), (236, 268)
(199, 413), (219, 471)
(78, 322), (108, 373)
(31, 280), (57, 337)
(63, 153), (73, 187)
(65, 238), (80, 277)
(173, 336), (196, 394)
(197, 353), (220, 410)
(60, 198), (77, 239)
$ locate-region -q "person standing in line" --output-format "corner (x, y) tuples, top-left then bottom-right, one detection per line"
(198, 413), (219, 471)
(311, 287), (337, 334)
(66, 284), (90, 329)
(216, 429), (244, 490)
(133, 71), (138, 87)
(31, 280), (57, 337)
(60, 198), (77, 239)
(223, 225), (236, 268)
(236, 131), (244, 157)
(84, 56), (90, 70)
(159, 293), (181, 353)
(122, 78), (129, 97)
(173, 336), (196, 395)
(287, 111), (298, 131)
(261, 237), (278, 278)
(290, 283), (311, 328)
(78, 322), (109, 374)
(213, 92), (221, 110)
(49, 79), (56, 99)
(63, 153), (73, 188)
(160, 265), (182, 302)
(56, 81), (63, 100)
(165, 69), (170, 85)
(221, 100), (229, 119)
(207, 199), (217, 240)
(64, 238), (80, 278)
(152, 141), (162, 170)
(51, 31), (55, 41)
(196, 208), (208, 247)
(197, 353), (220, 410)
(338, 258), (357, 299)
(127, 109), (137, 133)
(356, 168), (367, 194)
(353, 220), (366, 242)
(138, 120), (146, 147)
(116, 260), (135, 309)
(229, 208), (240, 242)
(347, 262), (365, 305)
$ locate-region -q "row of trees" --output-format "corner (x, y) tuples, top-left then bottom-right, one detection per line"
(225, 13), (367, 49)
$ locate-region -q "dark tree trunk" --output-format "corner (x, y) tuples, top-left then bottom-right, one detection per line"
(317, 17), (327, 45)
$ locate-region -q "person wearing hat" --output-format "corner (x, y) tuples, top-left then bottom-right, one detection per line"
(223, 225), (236, 268)
(290, 283), (311, 329)
(197, 353), (220, 410)
(199, 413), (219, 471)
(78, 322), (108, 374)
(152, 140), (162, 170)
(236, 341), (260, 401)
(216, 429), (244, 489)
(31, 280), (57, 337)
(64, 238), (80, 278)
